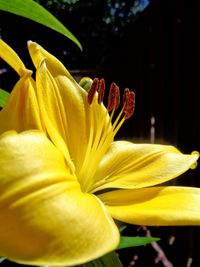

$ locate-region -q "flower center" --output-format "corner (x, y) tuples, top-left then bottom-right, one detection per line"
(79, 78), (135, 192)
(88, 77), (135, 137)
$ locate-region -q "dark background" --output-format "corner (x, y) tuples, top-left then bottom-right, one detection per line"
(0, 0), (200, 266)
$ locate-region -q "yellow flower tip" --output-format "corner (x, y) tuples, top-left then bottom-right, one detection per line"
(0, 39), (26, 75)
(27, 40), (42, 64)
(27, 40), (37, 49)
(192, 150), (199, 157)
(190, 151), (199, 169)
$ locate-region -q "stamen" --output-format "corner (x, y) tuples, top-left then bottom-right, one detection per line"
(113, 85), (120, 110)
(81, 78), (136, 192)
(123, 88), (135, 119)
(107, 82), (120, 112)
(97, 78), (105, 104)
(88, 78), (99, 104)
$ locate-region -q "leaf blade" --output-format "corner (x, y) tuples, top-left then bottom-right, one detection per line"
(117, 236), (160, 250)
(0, 0), (82, 49)
(0, 89), (10, 107)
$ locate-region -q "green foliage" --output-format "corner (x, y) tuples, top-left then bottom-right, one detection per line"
(118, 236), (160, 250)
(0, 0), (82, 49)
(35, 0), (80, 7)
(33, 0), (150, 67)
(36, 0), (150, 35)
(0, 88), (9, 107)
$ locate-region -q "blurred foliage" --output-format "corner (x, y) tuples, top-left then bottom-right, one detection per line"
(35, 0), (149, 35)
(33, 0), (150, 68)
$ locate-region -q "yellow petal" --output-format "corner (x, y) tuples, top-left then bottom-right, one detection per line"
(28, 41), (88, 167)
(0, 39), (25, 75)
(35, 61), (76, 173)
(0, 131), (119, 266)
(99, 186), (200, 226)
(0, 74), (43, 134)
(28, 41), (113, 189)
(91, 141), (199, 192)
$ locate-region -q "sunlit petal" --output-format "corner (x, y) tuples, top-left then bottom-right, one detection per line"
(99, 186), (200, 226)
(0, 74), (43, 134)
(91, 141), (198, 192)
(28, 40), (87, 165)
(0, 39), (25, 75)
(0, 131), (119, 266)
(28, 41), (113, 187)
(1, 40), (200, 266)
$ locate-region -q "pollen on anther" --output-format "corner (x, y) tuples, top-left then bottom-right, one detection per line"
(88, 78), (99, 104)
(113, 85), (120, 110)
(107, 82), (120, 112)
(123, 88), (135, 119)
(97, 78), (105, 104)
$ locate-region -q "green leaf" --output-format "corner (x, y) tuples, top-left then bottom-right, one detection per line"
(0, 0), (82, 50)
(76, 251), (123, 267)
(117, 236), (160, 250)
(0, 89), (10, 107)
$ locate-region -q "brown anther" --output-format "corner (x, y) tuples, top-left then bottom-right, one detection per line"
(107, 82), (119, 112)
(97, 78), (105, 104)
(123, 88), (130, 108)
(113, 85), (120, 110)
(88, 78), (99, 104)
(123, 88), (135, 119)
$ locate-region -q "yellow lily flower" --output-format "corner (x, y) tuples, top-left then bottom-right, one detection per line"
(0, 39), (200, 266)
